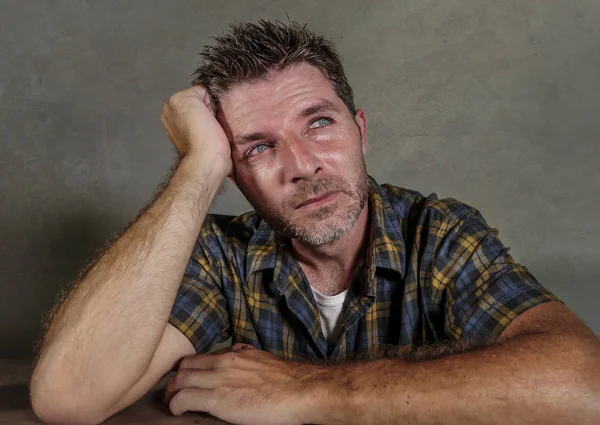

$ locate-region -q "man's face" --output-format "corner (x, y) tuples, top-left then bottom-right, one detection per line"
(218, 63), (369, 247)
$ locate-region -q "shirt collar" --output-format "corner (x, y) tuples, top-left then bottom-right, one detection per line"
(246, 174), (406, 286)
(363, 175), (406, 295)
(246, 218), (280, 275)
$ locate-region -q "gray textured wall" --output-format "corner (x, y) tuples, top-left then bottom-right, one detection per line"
(1, 0), (598, 359)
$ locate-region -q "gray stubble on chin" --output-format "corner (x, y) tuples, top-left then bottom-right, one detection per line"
(286, 192), (366, 247)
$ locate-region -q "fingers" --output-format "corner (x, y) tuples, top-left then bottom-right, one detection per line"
(169, 387), (213, 416)
(228, 162), (237, 181)
(167, 346), (265, 403)
(211, 343), (252, 354)
(184, 84), (214, 113)
(202, 89), (216, 115)
(164, 369), (225, 405)
(186, 84), (208, 98)
(168, 346), (267, 405)
(180, 352), (227, 370)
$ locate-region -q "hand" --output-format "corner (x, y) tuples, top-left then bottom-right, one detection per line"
(164, 343), (323, 425)
(161, 85), (233, 178)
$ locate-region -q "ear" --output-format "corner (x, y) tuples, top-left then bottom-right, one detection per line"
(354, 109), (368, 156)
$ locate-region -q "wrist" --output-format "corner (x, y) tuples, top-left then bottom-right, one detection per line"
(184, 150), (231, 177)
(298, 364), (349, 425)
(177, 155), (228, 191)
(163, 156), (228, 223)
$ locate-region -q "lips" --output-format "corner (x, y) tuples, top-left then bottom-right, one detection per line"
(296, 191), (338, 209)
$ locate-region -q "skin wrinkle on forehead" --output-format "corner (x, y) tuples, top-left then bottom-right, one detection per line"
(220, 67), (354, 174)
(221, 64), (347, 140)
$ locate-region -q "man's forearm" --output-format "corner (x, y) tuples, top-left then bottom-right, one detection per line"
(31, 155), (224, 416)
(312, 332), (600, 425)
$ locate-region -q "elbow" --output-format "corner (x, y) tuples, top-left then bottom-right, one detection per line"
(31, 401), (102, 425)
(30, 377), (106, 425)
(30, 392), (105, 425)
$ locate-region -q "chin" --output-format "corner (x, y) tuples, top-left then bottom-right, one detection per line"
(287, 205), (361, 246)
(291, 220), (355, 246)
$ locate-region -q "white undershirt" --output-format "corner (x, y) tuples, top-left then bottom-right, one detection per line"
(309, 285), (349, 346)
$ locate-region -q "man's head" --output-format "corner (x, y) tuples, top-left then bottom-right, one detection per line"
(192, 18), (356, 117)
(192, 19), (370, 247)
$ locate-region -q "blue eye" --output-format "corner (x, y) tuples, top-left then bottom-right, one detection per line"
(311, 117), (332, 128)
(246, 143), (270, 158)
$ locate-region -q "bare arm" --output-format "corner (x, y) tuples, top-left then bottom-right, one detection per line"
(313, 302), (600, 425)
(30, 86), (232, 424)
(160, 302), (599, 425)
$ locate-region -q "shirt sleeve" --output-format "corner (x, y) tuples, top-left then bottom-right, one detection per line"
(429, 200), (562, 341)
(168, 215), (231, 353)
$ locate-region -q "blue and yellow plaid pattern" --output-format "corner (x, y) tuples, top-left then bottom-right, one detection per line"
(169, 175), (560, 360)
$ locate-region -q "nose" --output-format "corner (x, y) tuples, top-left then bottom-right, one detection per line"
(280, 136), (322, 183)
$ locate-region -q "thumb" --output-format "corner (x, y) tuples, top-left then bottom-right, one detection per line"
(229, 343), (257, 352)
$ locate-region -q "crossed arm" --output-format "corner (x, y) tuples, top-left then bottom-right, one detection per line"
(164, 301), (600, 425)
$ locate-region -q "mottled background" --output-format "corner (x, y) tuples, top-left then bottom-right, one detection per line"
(1, 0), (598, 359)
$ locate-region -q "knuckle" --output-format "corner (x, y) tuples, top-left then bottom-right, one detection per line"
(217, 352), (238, 366)
(171, 370), (189, 388)
(165, 94), (180, 109)
(225, 352), (239, 361)
(190, 85), (206, 95)
(179, 355), (196, 369)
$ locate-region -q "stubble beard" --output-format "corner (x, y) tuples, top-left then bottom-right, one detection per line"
(254, 159), (370, 247)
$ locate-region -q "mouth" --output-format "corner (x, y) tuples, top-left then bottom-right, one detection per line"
(295, 191), (340, 209)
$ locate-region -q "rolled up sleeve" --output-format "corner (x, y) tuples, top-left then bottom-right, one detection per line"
(168, 217), (231, 353)
(429, 203), (561, 340)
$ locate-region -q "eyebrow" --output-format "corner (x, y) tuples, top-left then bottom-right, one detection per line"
(298, 99), (342, 119)
(233, 100), (342, 146)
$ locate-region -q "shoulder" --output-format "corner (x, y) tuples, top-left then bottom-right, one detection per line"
(194, 210), (261, 259)
(200, 211), (261, 241)
(377, 182), (490, 250)
(380, 182), (483, 226)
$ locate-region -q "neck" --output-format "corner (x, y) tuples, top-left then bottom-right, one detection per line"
(290, 201), (371, 280)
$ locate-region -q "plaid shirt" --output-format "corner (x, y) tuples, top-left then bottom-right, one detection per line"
(169, 175), (560, 360)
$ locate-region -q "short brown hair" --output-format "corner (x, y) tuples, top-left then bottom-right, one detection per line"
(190, 18), (356, 116)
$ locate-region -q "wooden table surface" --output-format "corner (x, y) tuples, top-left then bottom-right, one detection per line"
(1, 359), (230, 424)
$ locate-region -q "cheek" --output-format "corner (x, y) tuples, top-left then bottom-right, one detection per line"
(322, 139), (363, 167)
(323, 126), (363, 156)
(239, 166), (279, 193)
(237, 159), (287, 202)
(237, 169), (282, 203)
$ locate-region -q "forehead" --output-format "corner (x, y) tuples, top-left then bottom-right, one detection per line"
(218, 64), (343, 131)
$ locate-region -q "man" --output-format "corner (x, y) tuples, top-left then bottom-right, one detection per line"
(31, 19), (598, 425)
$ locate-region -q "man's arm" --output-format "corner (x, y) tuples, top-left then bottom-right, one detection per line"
(313, 301), (600, 425)
(163, 301), (599, 425)
(162, 199), (598, 425)
(30, 85), (232, 425)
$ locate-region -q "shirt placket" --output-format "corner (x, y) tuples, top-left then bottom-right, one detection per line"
(274, 260), (329, 359)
